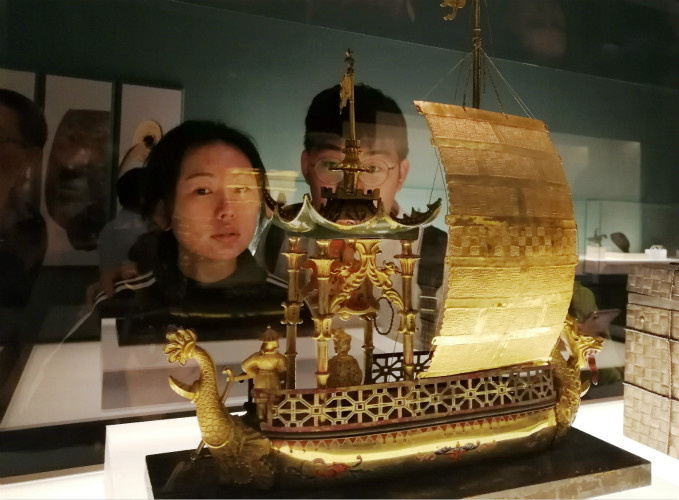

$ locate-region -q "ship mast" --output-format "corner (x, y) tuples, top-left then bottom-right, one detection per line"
(472, 0), (482, 109)
(442, 0), (482, 108)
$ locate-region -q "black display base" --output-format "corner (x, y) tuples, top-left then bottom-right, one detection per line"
(146, 428), (651, 499)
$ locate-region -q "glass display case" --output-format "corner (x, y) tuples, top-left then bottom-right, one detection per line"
(575, 200), (679, 275)
(1, 0), (678, 496)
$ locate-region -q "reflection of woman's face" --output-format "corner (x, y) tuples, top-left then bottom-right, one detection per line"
(172, 142), (260, 267)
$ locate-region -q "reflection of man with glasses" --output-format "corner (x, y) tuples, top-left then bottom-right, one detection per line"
(260, 84), (447, 347)
(300, 84), (409, 218)
(0, 89), (48, 309)
(1, 89), (48, 386)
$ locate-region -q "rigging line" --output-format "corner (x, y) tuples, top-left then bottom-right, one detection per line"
(461, 56), (474, 107)
(481, 0), (495, 101)
(452, 53), (471, 104)
(427, 156), (437, 205)
(483, 50), (536, 119)
(437, 147), (448, 208)
(483, 50), (534, 118)
(428, 146), (449, 210)
(422, 53), (471, 101)
(485, 53), (506, 115)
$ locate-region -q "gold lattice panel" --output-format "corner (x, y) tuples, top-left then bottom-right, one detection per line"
(258, 366), (554, 432)
(445, 223), (576, 259)
(371, 351), (432, 383)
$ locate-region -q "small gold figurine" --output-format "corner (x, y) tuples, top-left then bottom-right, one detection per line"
(242, 327), (286, 420)
(327, 328), (363, 388)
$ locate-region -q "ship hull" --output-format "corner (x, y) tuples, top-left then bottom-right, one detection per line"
(254, 363), (560, 484)
(266, 406), (557, 484)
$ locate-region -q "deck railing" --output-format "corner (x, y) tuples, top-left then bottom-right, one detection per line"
(370, 350), (433, 383)
(257, 364), (554, 432)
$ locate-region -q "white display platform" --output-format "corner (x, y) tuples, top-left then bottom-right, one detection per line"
(0, 469), (105, 500)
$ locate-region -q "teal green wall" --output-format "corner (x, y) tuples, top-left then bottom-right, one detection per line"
(3, 0), (678, 209)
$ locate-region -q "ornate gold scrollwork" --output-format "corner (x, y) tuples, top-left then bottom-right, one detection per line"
(329, 239), (405, 317)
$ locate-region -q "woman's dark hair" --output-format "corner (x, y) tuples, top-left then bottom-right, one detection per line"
(116, 167), (147, 211)
(141, 120), (267, 220)
(0, 89), (48, 148)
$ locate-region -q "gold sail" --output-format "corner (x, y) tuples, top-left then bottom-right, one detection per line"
(415, 101), (577, 377)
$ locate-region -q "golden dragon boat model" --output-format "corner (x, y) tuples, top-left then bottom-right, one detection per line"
(163, 2), (603, 490)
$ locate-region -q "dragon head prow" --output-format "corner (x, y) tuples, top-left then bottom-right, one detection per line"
(561, 315), (604, 369)
(164, 327), (197, 366)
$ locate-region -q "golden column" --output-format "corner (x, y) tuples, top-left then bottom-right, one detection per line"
(309, 239), (335, 388)
(282, 237), (306, 389)
(361, 289), (375, 385)
(358, 240), (376, 385)
(397, 240), (419, 381)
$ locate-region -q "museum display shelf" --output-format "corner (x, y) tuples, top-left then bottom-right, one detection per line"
(576, 251), (679, 276)
(574, 200), (679, 276)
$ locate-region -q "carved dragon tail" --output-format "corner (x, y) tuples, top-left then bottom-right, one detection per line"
(164, 328), (273, 488)
(164, 328), (235, 448)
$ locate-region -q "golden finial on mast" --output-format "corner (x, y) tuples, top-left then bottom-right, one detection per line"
(440, 0), (481, 108)
(441, 0), (467, 21)
(339, 49), (354, 116)
(331, 48), (374, 199)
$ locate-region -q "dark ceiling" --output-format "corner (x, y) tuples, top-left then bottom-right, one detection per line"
(179, 0), (679, 88)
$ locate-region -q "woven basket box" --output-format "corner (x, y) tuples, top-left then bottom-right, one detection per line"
(624, 263), (679, 458)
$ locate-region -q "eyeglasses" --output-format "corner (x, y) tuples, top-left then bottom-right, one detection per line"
(312, 155), (398, 188)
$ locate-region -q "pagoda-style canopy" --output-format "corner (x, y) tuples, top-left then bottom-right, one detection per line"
(271, 194), (440, 240)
